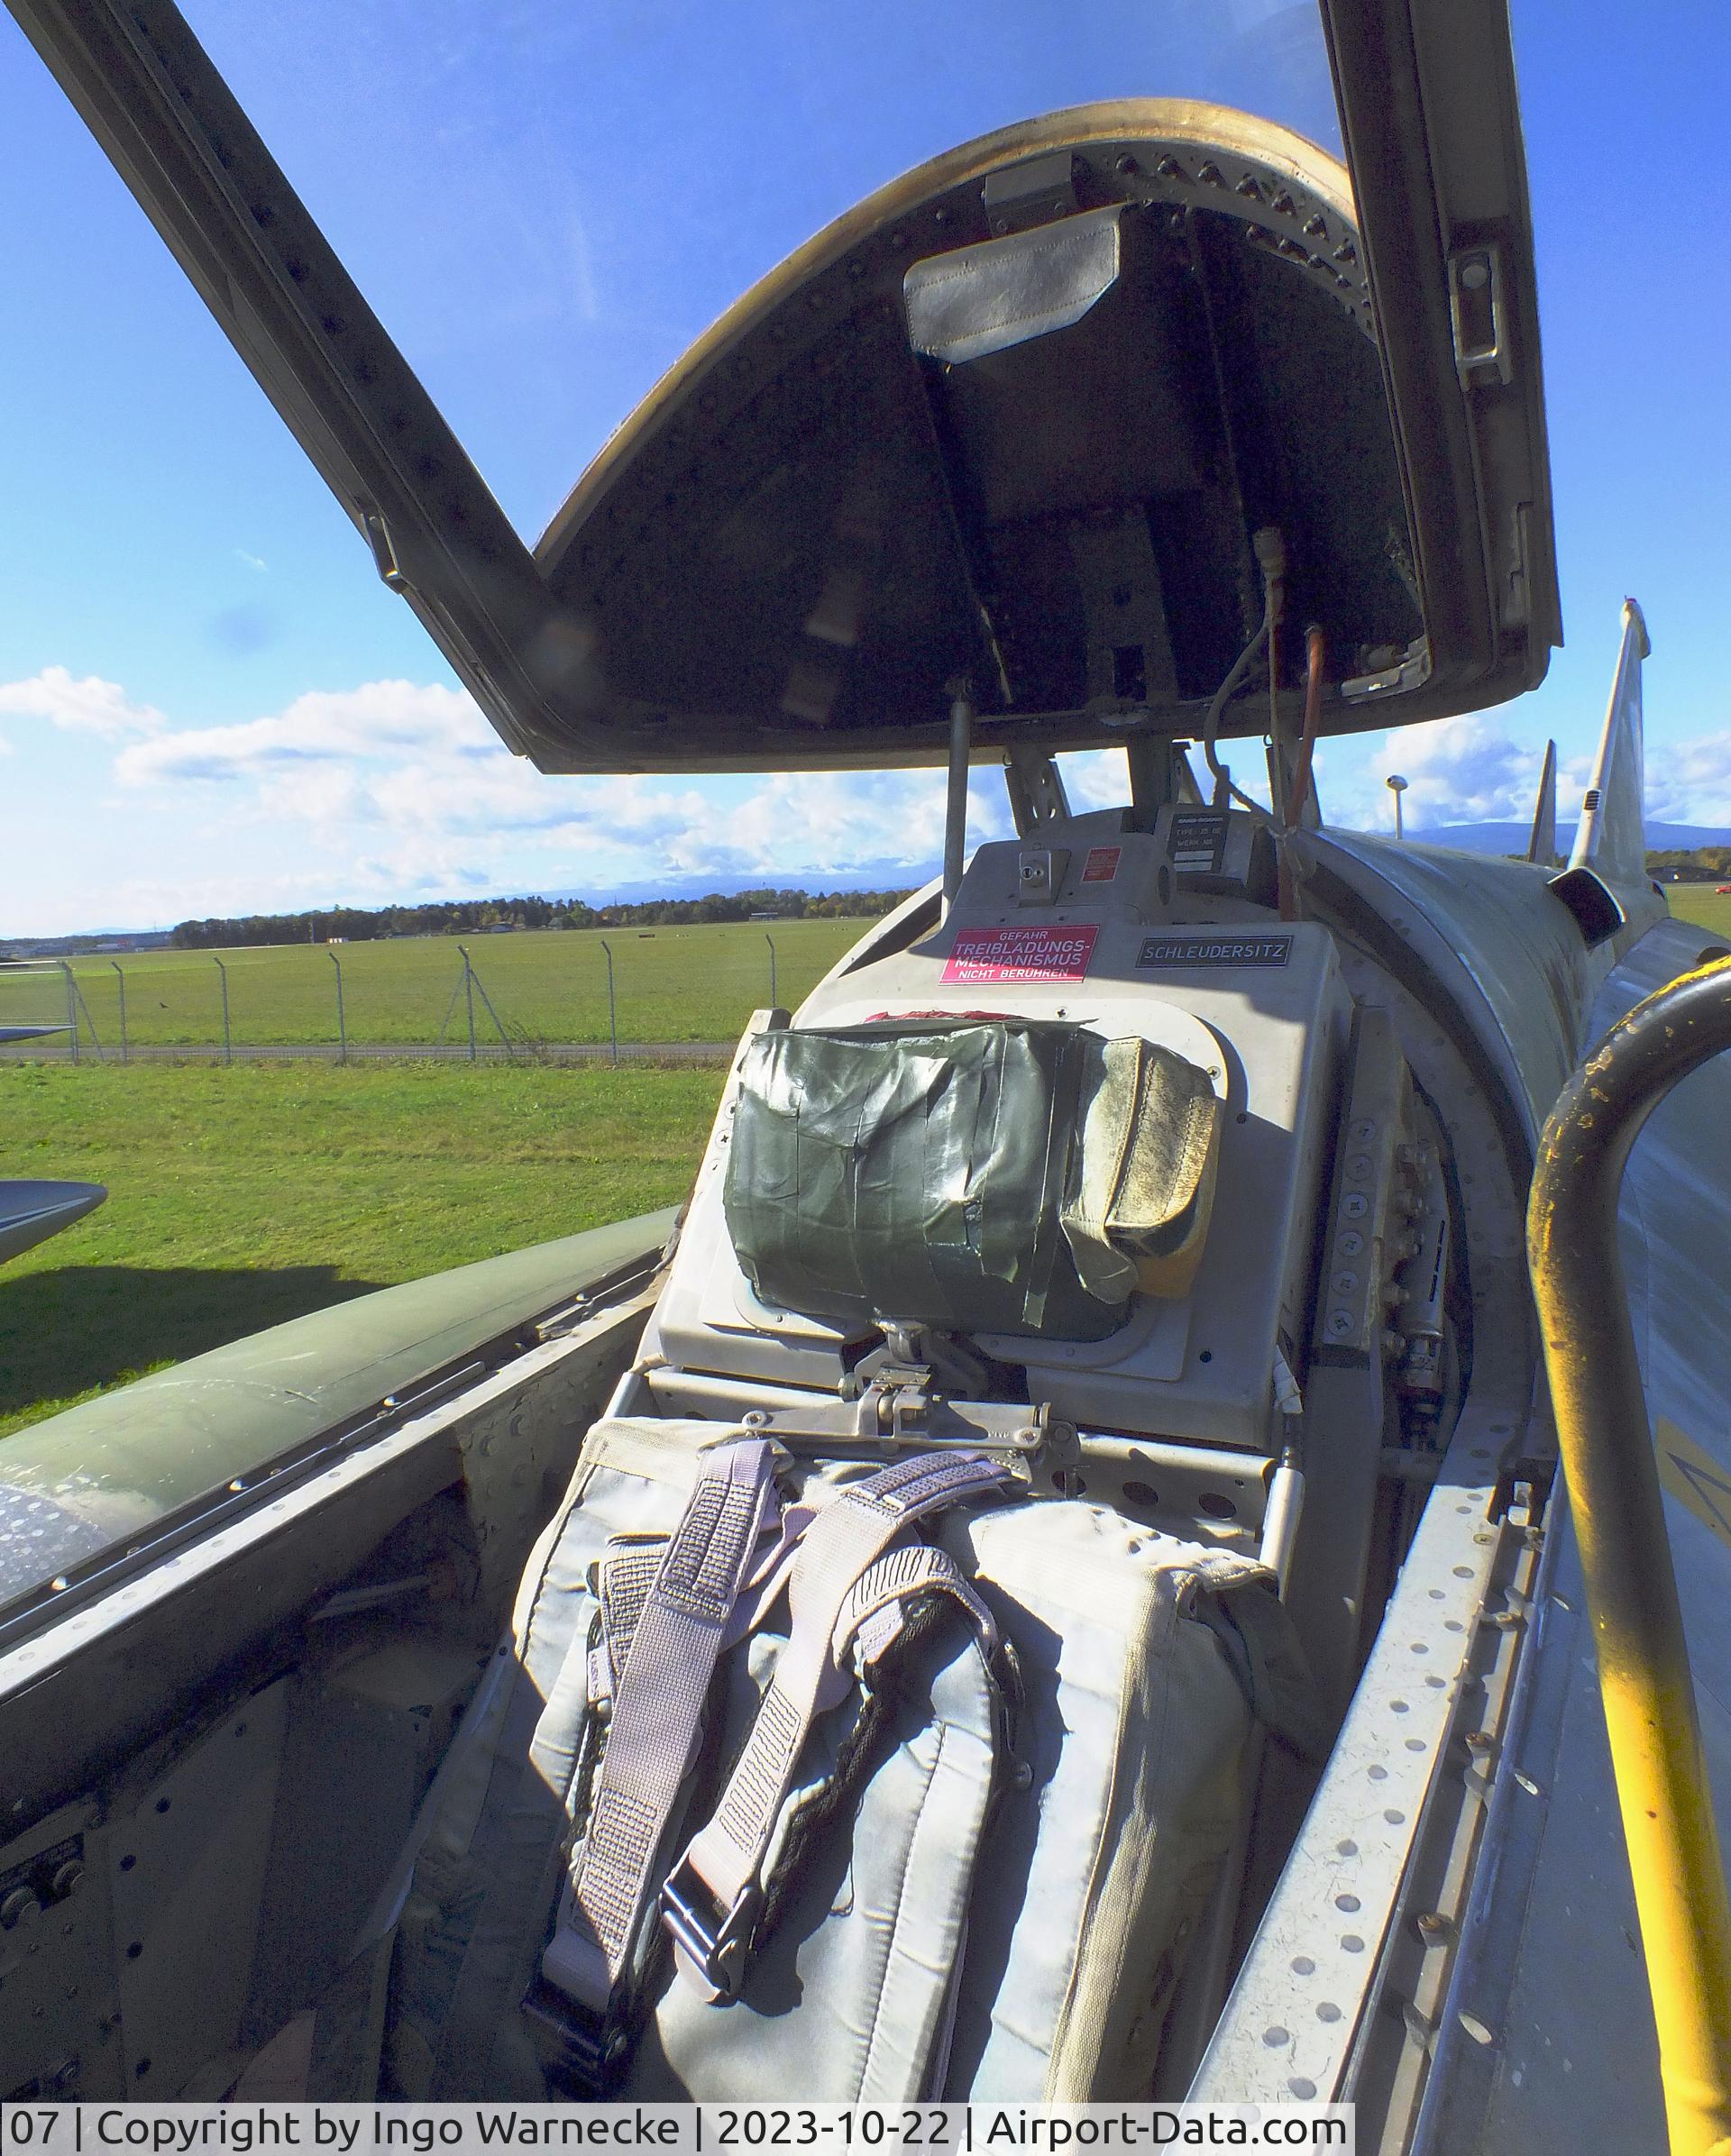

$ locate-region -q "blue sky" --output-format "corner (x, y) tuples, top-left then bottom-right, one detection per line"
(2, 0), (1727, 934)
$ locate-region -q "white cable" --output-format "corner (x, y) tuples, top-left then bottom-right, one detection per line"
(1200, 607), (1275, 818)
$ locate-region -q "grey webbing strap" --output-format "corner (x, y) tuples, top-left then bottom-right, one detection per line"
(663, 1451), (1012, 1996)
(540, 1436), (776, 2016)
(835, 1541), (998, 1676)
(592, 1537), (668, 1705)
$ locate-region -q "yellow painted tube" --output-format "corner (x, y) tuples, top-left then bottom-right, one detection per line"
(1528, 957), (1731, 2155)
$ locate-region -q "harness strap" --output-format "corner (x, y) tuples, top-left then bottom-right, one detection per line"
(539, 1436), (775, 2018)
(591, 1535), (668, 1706)
(836, 1541), (998, 1677)
(662, 1450), (1012, 1998)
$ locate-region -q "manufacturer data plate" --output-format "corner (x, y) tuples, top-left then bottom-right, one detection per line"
(1167, 810), (1229, 873)
(943, 924), (1099, 983)
(1137, 934), (1292, 969)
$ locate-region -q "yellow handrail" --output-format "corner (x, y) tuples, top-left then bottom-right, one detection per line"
(1528, 956), (1731, 2156)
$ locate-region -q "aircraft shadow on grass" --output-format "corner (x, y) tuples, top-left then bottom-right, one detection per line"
(0, 1265), (389, 1421)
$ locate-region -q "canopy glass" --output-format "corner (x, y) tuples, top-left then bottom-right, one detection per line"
(178, 0), (1341, 545)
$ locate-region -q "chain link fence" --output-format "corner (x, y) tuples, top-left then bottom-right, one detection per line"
(0, 918), (876, 1066)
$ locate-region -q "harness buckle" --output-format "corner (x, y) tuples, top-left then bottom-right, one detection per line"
(660, 1856), (761, 2002)
(520, 1976), (627, 2097)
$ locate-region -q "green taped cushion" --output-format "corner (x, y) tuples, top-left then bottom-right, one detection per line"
(723, 1019), (1218, 1341)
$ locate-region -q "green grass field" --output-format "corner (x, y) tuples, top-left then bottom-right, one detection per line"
(2, 917), (878, 1052)
(7, 883), (1722, 1442)
(0, 1062), (722, 1439)
(1659, 885), (1731, 940)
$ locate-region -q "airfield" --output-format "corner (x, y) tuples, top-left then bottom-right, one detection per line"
(0, 918), (884, 1439)
(1, 916), (868, 1056)
(4, 887), (1724, 1444)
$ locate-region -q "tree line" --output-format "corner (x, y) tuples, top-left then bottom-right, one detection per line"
(1647, 848), (1731, 882)
(168, 887), (916, 950)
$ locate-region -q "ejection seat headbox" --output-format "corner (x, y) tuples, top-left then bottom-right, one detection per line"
(723, 1016), (1221, 1343)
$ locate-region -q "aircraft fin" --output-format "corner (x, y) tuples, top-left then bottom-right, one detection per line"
(1567, 599), (1649, 886)
(1526, 739), (1558, 864)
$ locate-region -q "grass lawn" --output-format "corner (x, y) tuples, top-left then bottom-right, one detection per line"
(1662, 886), (1731, 941)
(1, 917), (879, 1052)
(0, 1061), (723, 1438)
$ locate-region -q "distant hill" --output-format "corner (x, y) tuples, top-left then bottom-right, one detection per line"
(543, 863), (941, 906)
(1406, 818), (1731, 856)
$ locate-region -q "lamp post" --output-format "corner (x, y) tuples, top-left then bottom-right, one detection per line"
(1387, 772), (1409, 841)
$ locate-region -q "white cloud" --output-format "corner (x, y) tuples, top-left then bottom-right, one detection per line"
(116, 681), (488, 785)
(1057, 748), (1131, 813)
(1315, 709), (1553, 833)
(234, 550), (269, 573)
(0, 666), (166, 738)
(1644, 733), (1731, 826)
(28, 656), (1731, 936)
(671, 769), (1008, 880)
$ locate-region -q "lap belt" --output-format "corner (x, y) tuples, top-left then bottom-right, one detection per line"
(527, 1447), (1012, 2082)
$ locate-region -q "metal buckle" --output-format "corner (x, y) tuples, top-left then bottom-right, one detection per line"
(520, 1975), (626, 2097)
(660, 1857), (760, 2002)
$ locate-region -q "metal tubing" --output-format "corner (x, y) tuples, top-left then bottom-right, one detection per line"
(1284, 625), (1325, 832)
(329, 948), (345, 1064)
(765, 931), (777, 1008)
(459, 946), (477, 1062)
(1527, 955), (1731, 2155)
(1259, 1455), (1305, 1592)
(60, 961), (78, 1064)
(214, 955), (231, 1065)
(942, 690), (973, 909)
(112, 959), (127, 1064)
(600, 940), (618, 1065)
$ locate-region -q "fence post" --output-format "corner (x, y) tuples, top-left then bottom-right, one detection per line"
(60, 961), (79, 1064)
(112, 960), (128, 1064)
(765, 930), (778, 1007)
(215, 955), (231, 1065)
(329, 949), (346, 1064)
(600, 940), (618, 1065)
(459, 946), (478, 1061)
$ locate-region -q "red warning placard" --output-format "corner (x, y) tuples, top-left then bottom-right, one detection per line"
(942, 924), (1099, 984)
(1081, 845), (1122, 882)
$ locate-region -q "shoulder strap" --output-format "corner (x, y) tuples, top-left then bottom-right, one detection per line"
(537, 1436), (775, 2023)
(661, 1450), (1012, 1999)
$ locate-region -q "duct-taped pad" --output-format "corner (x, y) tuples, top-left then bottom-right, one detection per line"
(723, 1019), (1220, 1341)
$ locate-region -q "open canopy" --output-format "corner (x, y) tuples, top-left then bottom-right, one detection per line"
(7, 0), (1559, 772)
